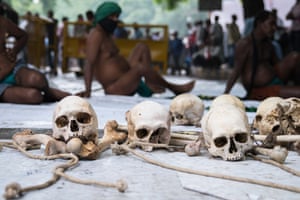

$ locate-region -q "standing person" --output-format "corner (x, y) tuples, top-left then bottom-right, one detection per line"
(74, 14), (87, 72)
(286, 0), (300, 52)
(226, 14), (241, 68)
(85, 10), (94, 33)
(169, 31), (184, 75)
(224, 11), (300, 100)
(85, 10), (94, 24)
(0, 6), (70, 104)
(56, 16), (68, 68)
(46, 10), (58, 76)
(211, 15), (224, 64)
(78, 1), (195, 98)
(132, 22), (143, 39)
(242, 0), (265, 37)
(195, 20), (205, 50)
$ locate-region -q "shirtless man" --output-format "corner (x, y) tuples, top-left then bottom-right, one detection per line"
(224, 10), (300, 100)
(79, 2), (195, 98)
(0, 6), (70, 104)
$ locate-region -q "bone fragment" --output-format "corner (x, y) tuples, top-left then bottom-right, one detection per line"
(184, 139), (202, 156)
(255, 146), (288, 164)
(13, 131), (66, 155)
(254, 135), (300, 143)
(66, 138), (83, 154)
(97, 120), (128, 152)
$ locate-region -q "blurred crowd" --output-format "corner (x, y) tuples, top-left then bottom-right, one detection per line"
(2, 0), (300, 77)
(168, 0), (300, 76)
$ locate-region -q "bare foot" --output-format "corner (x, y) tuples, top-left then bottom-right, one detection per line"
(170, 80), (195, 95)
(45, 88), (71, 102)
(146, 83), (166, 93)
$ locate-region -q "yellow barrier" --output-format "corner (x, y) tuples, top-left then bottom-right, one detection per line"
(62, 21), (90, 73)
(62, 22), (169, 74)
(23, 16), (58, 70)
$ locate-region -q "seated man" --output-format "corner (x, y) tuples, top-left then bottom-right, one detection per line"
(224, 10), (300, 100)
(0, 7), (70, 104)
(79, 2), (195, 98)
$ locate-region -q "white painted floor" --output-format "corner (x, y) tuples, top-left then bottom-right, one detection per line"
(0, 72), (299, 200)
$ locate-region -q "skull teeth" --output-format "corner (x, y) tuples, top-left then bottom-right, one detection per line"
(225, 153), (243, 161)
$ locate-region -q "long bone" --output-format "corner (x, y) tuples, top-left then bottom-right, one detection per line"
(12, 120), (128, 160)
(254, 135), (300, 143)
(13, 130), (67, 155)
(110, 123), (201, 150)
(66, 120), (128, 159)
(254, 146), (288, 164)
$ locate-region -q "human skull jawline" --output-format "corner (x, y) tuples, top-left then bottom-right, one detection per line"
(126, 101), (171, 152)
(212, 131), (251, 161)
(52, 96), (99, 159)
(54, 111), (97, 143)
(201, 97), (252, 161)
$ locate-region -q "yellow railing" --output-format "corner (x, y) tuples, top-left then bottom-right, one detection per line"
(23, 16), (58, 69)
(62, 22), (169, 74)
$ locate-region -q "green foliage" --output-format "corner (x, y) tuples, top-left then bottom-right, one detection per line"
(153, 0), (189, 10)
(5, 0), (208, 38)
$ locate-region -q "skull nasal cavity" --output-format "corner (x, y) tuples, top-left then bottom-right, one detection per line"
(272, 125), (280, 133)
(229, 137), (237, 153)
(71, 120), (79, 132)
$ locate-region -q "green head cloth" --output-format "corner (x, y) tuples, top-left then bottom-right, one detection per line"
(94, 1), (122, 25)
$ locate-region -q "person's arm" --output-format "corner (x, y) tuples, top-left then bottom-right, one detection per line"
(224, 39), (248, 94)
(6, 18), (28, 62)
(82, 26), (102, 97)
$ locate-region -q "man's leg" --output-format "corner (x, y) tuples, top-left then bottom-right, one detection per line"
(15, 67), (70, 102)
(277, 52), (300, 85)
(0, 86), (43, 104)
(127, 43), (195, 95)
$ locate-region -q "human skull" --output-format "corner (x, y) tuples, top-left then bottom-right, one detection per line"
(210, 94), (245, 111)
(201, 96), (252, 161)
(253, 97), (284, 135)
(52, 96), (98, 144)
(126, 100), (171, 151)
(279, 97), (300, 135)
(169, 93), (204, 126)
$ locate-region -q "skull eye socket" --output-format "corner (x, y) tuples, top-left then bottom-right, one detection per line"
(176, 114), (183, 120)
(55, 116), (69, 128)
(214, 136), (227, 147)
(234, 133), (248, 143)
(255, 115), (262, 122)
(136, 128), (149, 139)
(76, 112), (91, 124)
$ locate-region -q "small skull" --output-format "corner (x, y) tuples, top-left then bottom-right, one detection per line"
(279, 97), (300, 135)
(210, 94), (245, 111)
(52, 96), (98, 144)
(201, 95), (252, 161)
(126, 100), (171, 151)
(253, 97), (284, 135)
(170, 93), (204, 126)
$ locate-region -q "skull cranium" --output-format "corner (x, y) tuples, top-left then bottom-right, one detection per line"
(279, 97), (300, 135)
(52, 96), (99, 144)
(126, 100), (171, 151)
(253, 97), (284, 135)
(201, 95), (252, 161)
(169, 93), (204, 126)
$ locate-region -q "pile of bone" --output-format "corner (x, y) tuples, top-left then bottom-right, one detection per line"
(12, 94), (299, 163)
